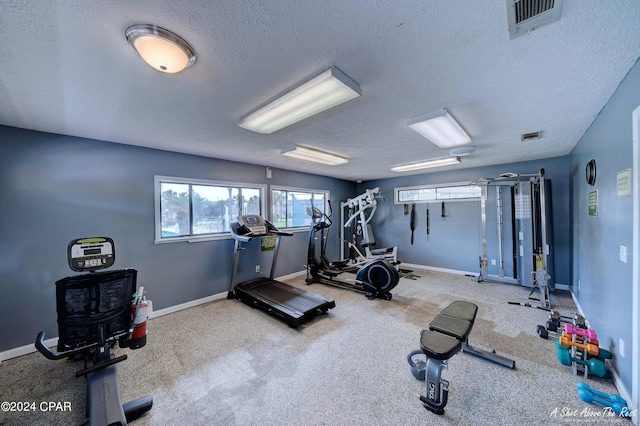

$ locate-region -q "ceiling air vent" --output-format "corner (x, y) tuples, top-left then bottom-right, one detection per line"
(521, 131), (542, 141)
(507, 0), (563, 39)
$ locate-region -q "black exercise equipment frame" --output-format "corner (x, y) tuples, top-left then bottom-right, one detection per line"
(409, 301), (515, 415)
(305, 204), (398, 300)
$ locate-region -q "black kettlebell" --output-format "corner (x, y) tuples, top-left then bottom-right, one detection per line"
(546, 318), (560, 332)
(536, 325), (549, 339)
(407, 349), (426, 380)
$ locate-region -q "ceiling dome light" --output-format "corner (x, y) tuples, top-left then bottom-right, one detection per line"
(125, 24), (196, 73)
(449, 146), (476, 156)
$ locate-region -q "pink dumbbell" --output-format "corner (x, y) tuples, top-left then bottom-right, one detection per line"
(564, 323), (598, 341)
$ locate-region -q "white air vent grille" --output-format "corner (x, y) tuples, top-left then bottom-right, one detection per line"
(507, 0), (563, 39)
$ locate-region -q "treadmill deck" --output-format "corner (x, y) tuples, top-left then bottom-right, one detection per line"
(232, 278), (335, 327)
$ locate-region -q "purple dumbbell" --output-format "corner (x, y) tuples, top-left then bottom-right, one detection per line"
(564, 323), (598, 341)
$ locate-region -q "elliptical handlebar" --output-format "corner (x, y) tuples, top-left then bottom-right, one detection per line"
(308, 204), (332, 229)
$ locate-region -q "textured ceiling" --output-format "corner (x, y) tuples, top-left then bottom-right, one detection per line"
(1, 1), (639, 181)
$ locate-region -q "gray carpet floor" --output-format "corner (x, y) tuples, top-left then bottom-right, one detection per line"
(0, 269), (630, 425)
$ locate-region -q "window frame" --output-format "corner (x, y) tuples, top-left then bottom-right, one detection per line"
(270, 185), (330, 232)
(394, 182), (482, 204)
(154, 175), (267, 244)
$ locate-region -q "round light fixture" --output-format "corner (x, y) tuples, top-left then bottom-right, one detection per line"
(125, 24), (196, 73)
(449, 146), (476, 156)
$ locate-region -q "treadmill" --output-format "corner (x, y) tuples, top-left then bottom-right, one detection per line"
(228, 214), (335, 327)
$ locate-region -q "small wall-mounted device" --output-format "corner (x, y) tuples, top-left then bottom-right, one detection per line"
(585, 159), (596, 186)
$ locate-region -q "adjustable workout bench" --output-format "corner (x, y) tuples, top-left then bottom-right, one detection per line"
(409, 300), (515, 415)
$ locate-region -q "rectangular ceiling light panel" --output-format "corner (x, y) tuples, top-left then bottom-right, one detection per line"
(281, 146), (349, 166)
(238, 66), (361, 134)
(391, 156), (461, 172)
(407, 109), (471, 149)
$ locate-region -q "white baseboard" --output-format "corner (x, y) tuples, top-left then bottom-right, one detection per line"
(274, 270), (306, 281)
(485, 274), (519, 285)
(149, 291), (227, 319)
(569, 290), (635, 422)
(570, 290), (586, 322)
(1, 273), (309, 363)
(399, 263), (478, 277)
(1, 290), (230, 363)
(149, 270), (305, 321)
(607, 360), (634, 422)
(0, 336), (59, 363)
(0, 270), (572, 363)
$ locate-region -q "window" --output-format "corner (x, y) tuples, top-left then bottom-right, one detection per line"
(155, 176), (266, 243)
(397, 188), (436, 203)
(395, 183), (481, 204)
(271, 186), (329, 229)
(436, 185), (482, 200)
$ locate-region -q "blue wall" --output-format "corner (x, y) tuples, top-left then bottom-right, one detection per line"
(0, 126), (355, 351)
(1, 49), (636, 401)
(359, 156), (571, 288)
(569, 58), (640, 393)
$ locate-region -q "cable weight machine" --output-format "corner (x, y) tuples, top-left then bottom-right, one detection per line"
(473, 169), (554, 308)
(339, 187), (398, 265)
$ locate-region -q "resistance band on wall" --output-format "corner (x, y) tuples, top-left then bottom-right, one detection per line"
(410, 203), (416, 245)
(426, 208), (430, 237)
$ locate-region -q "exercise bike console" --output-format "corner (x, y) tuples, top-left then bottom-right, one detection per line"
(67, 237), (115, 272)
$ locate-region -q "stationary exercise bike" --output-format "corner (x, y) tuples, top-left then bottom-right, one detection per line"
(35, 237), (153, 425)
(306, 203), (399, 300)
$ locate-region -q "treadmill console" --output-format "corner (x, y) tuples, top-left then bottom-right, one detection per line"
(237, 214), (268, 236)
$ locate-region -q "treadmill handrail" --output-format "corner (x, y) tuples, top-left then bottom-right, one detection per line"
(265, 219), (294, 237)
(230, 222), (253, 242)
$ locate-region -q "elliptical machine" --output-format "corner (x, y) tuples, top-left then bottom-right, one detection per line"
(306, 202), (399, 300)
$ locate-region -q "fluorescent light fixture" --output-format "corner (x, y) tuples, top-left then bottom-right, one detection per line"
(281, 146), (348, 166)
(391, 156), (461, 173)
(238, 66), (361, 134)
(126, 24), (196, 73)
(407, 108), (471, 148)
